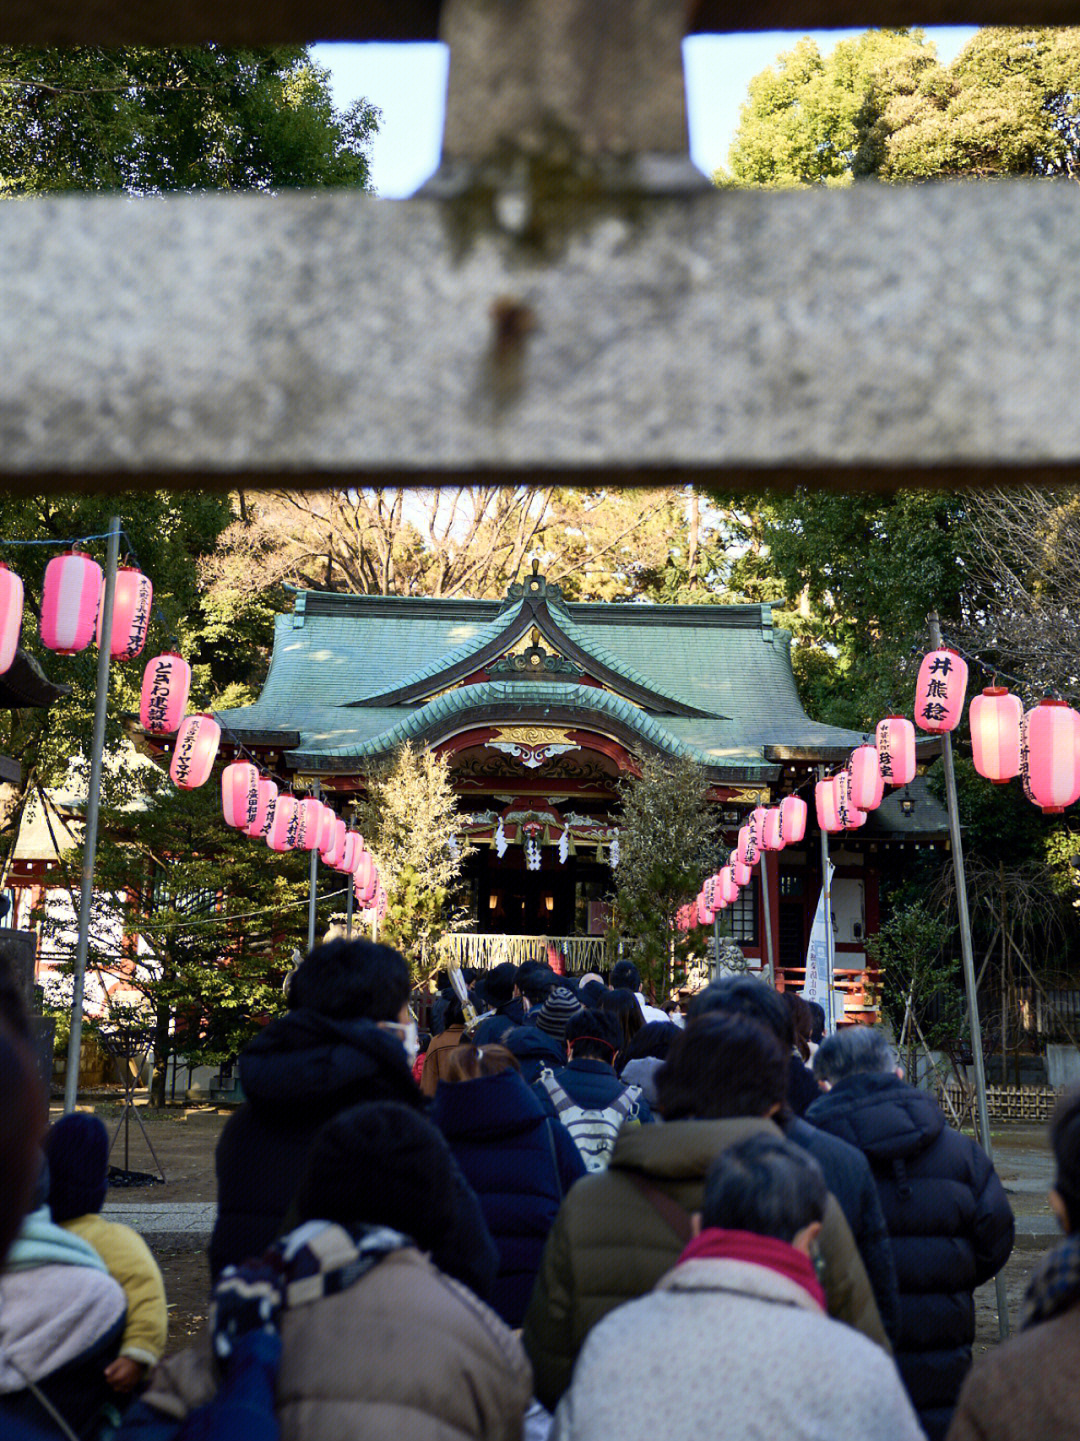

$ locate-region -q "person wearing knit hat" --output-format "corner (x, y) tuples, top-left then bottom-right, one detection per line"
(45, 1113), (168, 1394)
(537, 987), (585, 1045)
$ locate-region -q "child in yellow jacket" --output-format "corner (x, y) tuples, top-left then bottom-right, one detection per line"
(45, 1113), (168, 1394)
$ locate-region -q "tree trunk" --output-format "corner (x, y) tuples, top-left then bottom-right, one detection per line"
(150, 1000), (171, 1108)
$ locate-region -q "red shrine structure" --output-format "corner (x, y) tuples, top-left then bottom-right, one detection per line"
(214, 565), (946, 1014)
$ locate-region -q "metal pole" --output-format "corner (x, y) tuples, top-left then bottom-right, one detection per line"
(759, 849), (775, 988)
(345, 878), (354, 938)
(307, 780), (320, 953)
(927, 612), (1009, 1339)
(712, 911), (719, 982)
(817, 765), (836, 1034)
(64, 516), (121, 1115)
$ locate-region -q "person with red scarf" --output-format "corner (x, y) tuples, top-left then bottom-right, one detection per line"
(551, 1134), (922, 1441)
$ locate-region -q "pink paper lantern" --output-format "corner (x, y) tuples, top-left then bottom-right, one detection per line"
(323, 819), (346, 868)
(169, 714), (221, 790)
(1021, 700), (1080, 814)
(970, 687), (1023, 783)
(849, 745), (885, 812)
(876, 716), (917, 786)
(244, 778), (277, 838)
(720, 866), (740, 905)
(140, 652), (192, 736)
(835, 770), (866, 830)
(697, 896), (714, 927)
(732, 858), (752, 886)
(915, 648), (968, 733)
(296, 798), (323, 851)
(316, 804), (336, 853)
(761, 808), (785, 851)
(736, 825), (759, 869)
(354, 851), (374, 890)
(97, 564), (152, 661)
(357, 872), (378, 907)
(267, 794), (299, 852)
(749, 806), (768, 849)
(339, 830), (361, 874)
(40, 550), (102, 654)
(815, 778), (843, 833)
(780, 795), (807, 844)
(221, 760), (259, 829)
(0, 563), (23, 676)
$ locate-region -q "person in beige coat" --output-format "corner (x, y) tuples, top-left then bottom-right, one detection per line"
(130, 1101), (531, 1441)
(523, 1012), (888, 1411)
(947, 1085), (1080, 1441)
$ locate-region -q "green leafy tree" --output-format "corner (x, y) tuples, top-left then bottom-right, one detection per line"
(721, 26), (1080, 188)
(611, 753), (719, 1003)
(356, 743), (474, 980)
(47, 773), (311, 1105)
(0, 46), (378, 195)
(867, 898), (961, 1076)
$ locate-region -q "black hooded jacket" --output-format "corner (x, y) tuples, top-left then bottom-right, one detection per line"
(806, 1072), (1014, 1441)
(209, 1009), (498, 1299)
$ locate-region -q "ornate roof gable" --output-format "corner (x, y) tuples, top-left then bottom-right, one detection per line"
(348, 562), (723, 720)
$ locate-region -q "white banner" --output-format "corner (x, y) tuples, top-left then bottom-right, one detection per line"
(801, 861), (837, 1033)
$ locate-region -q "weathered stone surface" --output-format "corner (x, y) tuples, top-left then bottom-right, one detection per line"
(2, 181), (1080, 487)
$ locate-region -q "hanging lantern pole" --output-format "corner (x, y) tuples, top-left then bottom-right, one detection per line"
(759, 846), (775, 988)
(345, 878), (354, 939)
(64, 516), (121, 1115)
(816, 765), (837, 1033)
(306, 780), (320, 954)
(927, 612), (1008, 1339)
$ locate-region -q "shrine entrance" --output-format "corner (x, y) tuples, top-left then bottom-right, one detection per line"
(465, 847), (611, 938)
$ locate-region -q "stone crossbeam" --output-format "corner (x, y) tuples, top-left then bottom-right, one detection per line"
(3, 182), (1079, 491)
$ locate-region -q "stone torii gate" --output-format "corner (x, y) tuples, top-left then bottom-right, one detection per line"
(2, 0), (1079, 496)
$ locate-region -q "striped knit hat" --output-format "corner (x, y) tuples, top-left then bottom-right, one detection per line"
(536, 986), (585, 1041)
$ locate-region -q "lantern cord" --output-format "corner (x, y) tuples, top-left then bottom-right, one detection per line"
(130, 885), (351, 932)
(0, 531), (122, 548)
(938, 632), (1074, 706)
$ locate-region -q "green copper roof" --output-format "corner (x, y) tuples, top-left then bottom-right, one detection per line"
(214, 583), (869, 777)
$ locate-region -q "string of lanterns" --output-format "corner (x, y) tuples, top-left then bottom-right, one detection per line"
(0, 543), (388, 923)
(683, 642), (1080, 932)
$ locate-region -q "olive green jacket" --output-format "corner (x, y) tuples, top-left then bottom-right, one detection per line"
(522, 1115), (889, 1411)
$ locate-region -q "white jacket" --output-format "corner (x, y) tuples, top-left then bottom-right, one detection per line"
(553, 1256), (923, 1441)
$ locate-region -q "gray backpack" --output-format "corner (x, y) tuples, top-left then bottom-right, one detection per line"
(538, 1071), (642, 1173)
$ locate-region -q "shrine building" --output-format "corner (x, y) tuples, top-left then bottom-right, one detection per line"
(214, 565), (946, 1013)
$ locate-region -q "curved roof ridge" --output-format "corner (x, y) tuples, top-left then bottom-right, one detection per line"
(289, 681), (708, 762)
(345, 598), (526, 703)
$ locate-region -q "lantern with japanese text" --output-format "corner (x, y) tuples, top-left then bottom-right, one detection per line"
(720, 866), (740, 905)
(876, 716), (917, 786)
(736, 825), (759, 868)
(244, 778), (277, 838)
(169, 714), (220, 790)
(266, 794), (299, 852)
(970, 687), (1022, 783)
(749, 806), (768, 850)
(815, 778), (843, 833)
(221, 760), (259, 829)
(140, 653), (191, 736)
(296, 797), (323, 851)
(1021, 700), (1080, 814)
(849, 745), (885, 812)
(761, 808), (785, 851)
(915, 649), (968, 733)
(732, 858), (752, 886)
(836, 770), (866, 830)
(357, 868), (378, 906)
(0, 564), (23, 676)
(40, 550), (102, 654)
(697, 895), (714, 927)
(316, 804), (336, 853)
(98, 564), (152, 661)
(780, 794), (807, 844)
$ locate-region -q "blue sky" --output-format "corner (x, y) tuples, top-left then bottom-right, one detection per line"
(312, 29), (977, 198)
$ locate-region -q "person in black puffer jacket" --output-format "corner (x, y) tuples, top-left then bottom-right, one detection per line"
(808, 1026), (1014, 1441)
(209, 938), (498, 1302)
(430, 1044), (585, 1327)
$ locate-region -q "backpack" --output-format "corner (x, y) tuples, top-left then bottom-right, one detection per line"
(538, 1071), (642, 1173)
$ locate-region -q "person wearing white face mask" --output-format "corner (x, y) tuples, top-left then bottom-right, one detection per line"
(209, 937), (499, 1303)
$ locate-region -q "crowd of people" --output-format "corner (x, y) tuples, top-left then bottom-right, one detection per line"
(2, 936), (1079, 1439)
